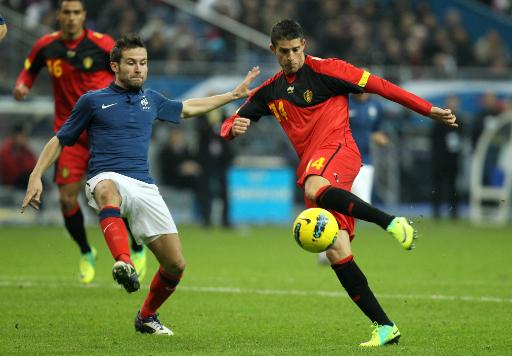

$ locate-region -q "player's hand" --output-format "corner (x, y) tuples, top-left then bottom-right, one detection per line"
(231, 66), (260, 100)
(429, 106), (458, 127)
(0, 23), (7, 42)
(13, 83), (29, 101)
(20, 175), (43, 213)
(232, 117), (251, 137)
(372, 131), (389, 146)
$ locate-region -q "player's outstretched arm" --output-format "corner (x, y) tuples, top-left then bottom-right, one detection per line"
(428, 106), (458, 127)
(181, 66), (260, 118)
(20, 136), (62, 212)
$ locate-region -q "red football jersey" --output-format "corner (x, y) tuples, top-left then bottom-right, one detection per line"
(16, 29), (115, 133)
(221, 55), (432, 163)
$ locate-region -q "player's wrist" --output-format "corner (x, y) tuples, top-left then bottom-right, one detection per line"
(228, 90), (239, 101)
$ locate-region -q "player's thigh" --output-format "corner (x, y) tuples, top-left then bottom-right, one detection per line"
(326, 229), (352, 263)
(58, 181), (83, 200)
(55, 144), (88, 185)
(147, 233), (185, 274)
(301, 144), (361, 201)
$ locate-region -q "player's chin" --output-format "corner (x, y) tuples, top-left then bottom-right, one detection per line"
(128, 79), (144, 88)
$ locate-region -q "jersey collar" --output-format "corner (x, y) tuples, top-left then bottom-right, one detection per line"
(109, 82), (143, 95)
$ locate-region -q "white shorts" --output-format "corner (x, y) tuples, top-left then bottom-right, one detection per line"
(85, 172), (178, 245)
(351, 164), (374, 204)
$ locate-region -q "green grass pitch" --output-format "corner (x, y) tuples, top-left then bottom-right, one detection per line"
(0, 220), (511, 355)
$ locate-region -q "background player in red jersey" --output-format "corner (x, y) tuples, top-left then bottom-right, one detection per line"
(13, 0), (146, 284)
(221, 19), (458, 347)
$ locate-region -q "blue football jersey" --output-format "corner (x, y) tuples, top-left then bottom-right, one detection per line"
(57, 83), (183, 183)
(349, 96), (384, 165)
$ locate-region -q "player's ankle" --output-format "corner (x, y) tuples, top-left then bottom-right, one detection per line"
(116, 254), (133, 266)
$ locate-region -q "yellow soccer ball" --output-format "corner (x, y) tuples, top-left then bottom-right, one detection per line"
(292, 208), (338, 253)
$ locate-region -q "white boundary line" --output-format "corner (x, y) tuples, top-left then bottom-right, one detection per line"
(1, 277), (511, 304)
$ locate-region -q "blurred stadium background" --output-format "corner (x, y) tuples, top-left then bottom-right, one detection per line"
(1, 0), (511, 227)
(0, 0), (511, 353)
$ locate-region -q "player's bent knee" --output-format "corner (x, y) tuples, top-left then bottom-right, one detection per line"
(94, 183), (121, 207)
(304, 175), (331, 202)
(162, 260), (185, 276)
(59, 195), (79, 211)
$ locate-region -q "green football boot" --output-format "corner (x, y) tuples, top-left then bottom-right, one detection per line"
(79, 246), (97, 284)
(131, 246), (147, 282)
(386, 217), (416, 250)
(360, 322), (401, 347)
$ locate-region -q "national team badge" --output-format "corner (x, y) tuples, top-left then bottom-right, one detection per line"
(83, 57), (93, 69)
(140, 96), (150, 110)
(61, 167), (70, 179)
(303, 89), (313, 103)
(287, 86), (294, 94)
(67, 50), (76, 58)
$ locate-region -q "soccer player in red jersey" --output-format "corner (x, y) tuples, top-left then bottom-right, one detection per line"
(221, 19), (458, 347)
(13, 0), (145, 284)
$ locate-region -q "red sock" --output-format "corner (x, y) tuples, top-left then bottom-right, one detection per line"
(140, 267), (182, 319)
(99, 206), (132, 265)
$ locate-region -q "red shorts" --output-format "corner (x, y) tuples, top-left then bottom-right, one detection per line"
(298, 143), (362, 239)
(55, 137), (89, 185)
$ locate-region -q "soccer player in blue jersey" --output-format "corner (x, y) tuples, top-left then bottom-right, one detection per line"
(349, 93), (389, 203)
(21, 33), (260, 335)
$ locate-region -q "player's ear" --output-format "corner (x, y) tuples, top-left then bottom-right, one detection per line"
(110, 61), (119, 73)
(269, 44), (276, 54)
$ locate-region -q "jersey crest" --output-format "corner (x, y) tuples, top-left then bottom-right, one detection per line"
(83, 56), (93, 69)
(303, 89), (313, 103)
(140, 96), (151, 110)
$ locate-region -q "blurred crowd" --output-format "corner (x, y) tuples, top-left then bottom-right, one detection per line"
(478, 0), (512, 16)
(1, 0), (511, 221)
(2, 0), (511, 74)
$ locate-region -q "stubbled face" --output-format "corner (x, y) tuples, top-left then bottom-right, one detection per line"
(270, 38), (306, 75)
(111, 47), (148, 90)
(57, 1), (86, 39)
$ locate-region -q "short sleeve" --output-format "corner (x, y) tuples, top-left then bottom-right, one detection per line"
(57, 92), (94, 146)
(149, 89), (183, 124)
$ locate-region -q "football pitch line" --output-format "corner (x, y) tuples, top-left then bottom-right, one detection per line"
(1, 276), (511, 304)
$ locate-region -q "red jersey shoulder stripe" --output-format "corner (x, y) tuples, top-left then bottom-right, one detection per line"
(304, 55), (367, 89)
(24, 32), (61, 70)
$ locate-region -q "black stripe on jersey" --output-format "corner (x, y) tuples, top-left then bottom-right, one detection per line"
(258, 64), (364, 108)
(319, 143), (342, 177)
(39, 37), (110, 72)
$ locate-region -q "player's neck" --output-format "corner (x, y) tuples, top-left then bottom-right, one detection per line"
(61, 28), (85, 41)
(114, 80), (127, 90)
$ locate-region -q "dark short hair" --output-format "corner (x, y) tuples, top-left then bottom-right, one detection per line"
(270, 19), (304, 46)
(110, 33), (146, 63)
(57, 0), (84, 11)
